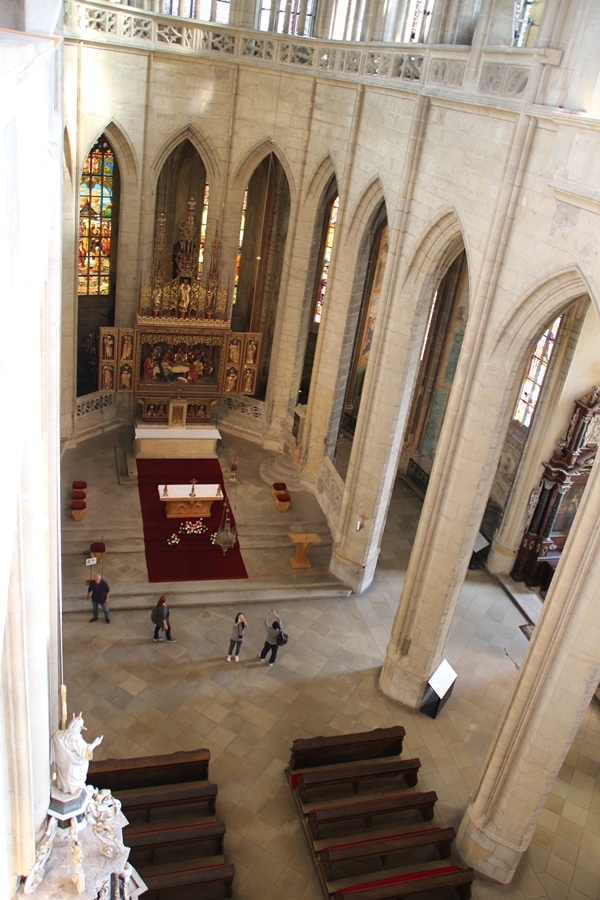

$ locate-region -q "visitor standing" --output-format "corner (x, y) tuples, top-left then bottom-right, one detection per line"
(227, 612), (248, 662)
(87, 573), (111, 623)
(259, 609), (283, 666)
(153, 595), (176, 642)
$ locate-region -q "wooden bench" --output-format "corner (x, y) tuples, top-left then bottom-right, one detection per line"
(116, 780), (218, 821)
(295, 758), (421, 803)
(307, 791), (437, 840)
(329, 864), (475, 899)
(290, 727), (406, 771)
(89, 748), (210, 791)
(142, 861), (235, 898)
(126, 820), (226, 861)
(318, 826), (456, 879)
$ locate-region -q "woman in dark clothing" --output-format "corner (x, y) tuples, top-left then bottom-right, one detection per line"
(153, 594), (176, 642)
(227, 612), (248, 662)
(259, 609), (282, 666)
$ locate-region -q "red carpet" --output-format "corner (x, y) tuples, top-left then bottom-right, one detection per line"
(136, 458), (247, 583)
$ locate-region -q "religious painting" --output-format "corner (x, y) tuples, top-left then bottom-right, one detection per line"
(119, 330), (134, 363)
(186, 401), (211, 422)
(118, 362), (133, 392)
(99, 328), (117, 361)
(141, 399), (168, 420)
(99, 361), (115, 392)
(225, 366), (239, 393)
(242, 334), (260, 367)
(136, 330), (226, 395)
(227, 336), (242, 367)
(241, 367), (256, 394)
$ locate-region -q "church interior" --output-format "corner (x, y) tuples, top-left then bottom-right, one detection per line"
(2, 0), (600, 897)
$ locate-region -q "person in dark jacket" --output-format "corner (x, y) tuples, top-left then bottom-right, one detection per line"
(87, 573), (110, 623)
(153, 594), (176, 642)
(259, 609), (283, 666)
(227, 612), (248, 662)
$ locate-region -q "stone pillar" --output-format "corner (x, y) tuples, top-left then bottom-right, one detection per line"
(457, 455), (600, 882)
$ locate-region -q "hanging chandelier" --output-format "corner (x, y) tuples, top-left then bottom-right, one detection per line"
(212, 497), (237, 555)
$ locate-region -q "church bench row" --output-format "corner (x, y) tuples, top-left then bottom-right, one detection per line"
(317, 826), (456, 880)
(289, 726), (406, 770)
(307, 791), (438, 840)
(88, 747), (210, 791)
(328, 864), (475, 899)
(125, 819), (226, 860)
(294, 757), (421, 803)
(116, 780), (218, 822)
(142, 860), (235, 899)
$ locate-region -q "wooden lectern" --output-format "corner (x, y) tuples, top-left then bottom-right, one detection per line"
(287, 532), (321, 568)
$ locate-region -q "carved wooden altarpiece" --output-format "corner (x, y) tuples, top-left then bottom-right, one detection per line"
(511, 386), (600, 592)
(98, 198), (261, 421)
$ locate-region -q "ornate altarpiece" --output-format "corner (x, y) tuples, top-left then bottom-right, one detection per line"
(98, 198), (261, 422)
(511, 386), (600, 592)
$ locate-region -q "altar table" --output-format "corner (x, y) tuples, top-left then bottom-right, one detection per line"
(288, 532), (321, 569)
(158, 483), (223, 518)
(135, 426), (221, 459)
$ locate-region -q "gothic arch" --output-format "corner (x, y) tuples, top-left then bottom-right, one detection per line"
(305, 154), (338, 206)
(150, 124), (220, 188)
(343, 177), (386, 249)
(232, 140), (295, 201)
(98, 120), (139, 184)
(398, 209), (468, 315)
(491, 267), (593, 374)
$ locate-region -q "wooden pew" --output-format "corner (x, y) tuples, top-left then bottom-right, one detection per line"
(317, 826), (456, 879)
(307, 791), (437, 840)
(117, 780), (218, 822)
(290, 727), (406, 771)
(126, 820), (226, 861)
(142, 861), (235, 899)
(89, 748), (210, 791)
(328, 864), (475, 899)
(294, 757), (421, 803)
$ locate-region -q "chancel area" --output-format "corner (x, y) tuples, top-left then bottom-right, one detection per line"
(3, 0), (600, 897)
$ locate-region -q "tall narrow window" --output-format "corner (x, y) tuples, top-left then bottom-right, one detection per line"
(313, 196), (339, 324)
(259, 0), (316, 35)
(197, 181), (210, 280)
(233, 190), (248, 304)
(402, 0), (436, 42)
(514, 316), (561, 427)
(79, 137), (114, 296)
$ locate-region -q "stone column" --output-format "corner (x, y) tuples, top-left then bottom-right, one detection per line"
(457, 454), (600, 882)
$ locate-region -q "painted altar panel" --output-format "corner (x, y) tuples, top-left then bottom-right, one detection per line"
(135, 329), (227, 395)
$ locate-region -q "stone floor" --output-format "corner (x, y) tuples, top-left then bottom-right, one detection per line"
(61, 427), (600, 900)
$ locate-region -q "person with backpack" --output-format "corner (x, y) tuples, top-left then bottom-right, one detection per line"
(151, 595), (176, 642)
(258, 609), (286, 666)
(227, 612), (248, 662)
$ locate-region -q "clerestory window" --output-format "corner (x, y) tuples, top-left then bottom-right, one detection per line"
(514, 316), (561, 427)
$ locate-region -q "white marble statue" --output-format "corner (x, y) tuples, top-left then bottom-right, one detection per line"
(51, 713), (103, 797)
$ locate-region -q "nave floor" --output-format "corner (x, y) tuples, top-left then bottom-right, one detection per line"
(61, 429), (600, 900)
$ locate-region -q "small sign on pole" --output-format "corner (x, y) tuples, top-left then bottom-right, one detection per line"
(86, 557), (97, 567)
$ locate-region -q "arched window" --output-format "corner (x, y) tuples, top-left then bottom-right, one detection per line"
(258, 0), (316, 36)
(514, 316), (562, 427)
(313, 196), (339, 324)
(78, 136), (114, 296)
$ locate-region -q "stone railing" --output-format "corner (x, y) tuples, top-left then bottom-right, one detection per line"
(63, 1), (561, 104)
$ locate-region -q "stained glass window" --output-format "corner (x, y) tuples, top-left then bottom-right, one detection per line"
(233, 189), (248, 304)
(197, 181), (210, 279)
(313, 196), (339, 324)
(78, 137), (114, 296)
(514, 315), (561, 427)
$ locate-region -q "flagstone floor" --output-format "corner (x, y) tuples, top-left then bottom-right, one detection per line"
(61, 427), (600, 900)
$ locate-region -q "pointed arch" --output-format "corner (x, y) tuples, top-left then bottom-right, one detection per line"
(232, 139), (295, 200)
(344, 177), (386, 248)
(150, 124), (220, 188)
(100, 120), (139, 184)
(305, 154), (339, 206)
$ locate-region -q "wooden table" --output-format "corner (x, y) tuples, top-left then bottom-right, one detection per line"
(288, 532), (321, 568)
(158, 483), (223, 518)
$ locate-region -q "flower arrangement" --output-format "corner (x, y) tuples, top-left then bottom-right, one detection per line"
(166, 533), (180, 546)
(179, 519), (207, 536)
